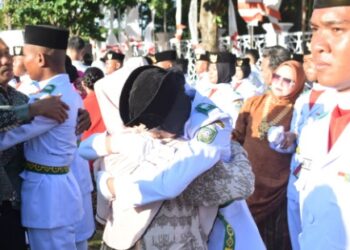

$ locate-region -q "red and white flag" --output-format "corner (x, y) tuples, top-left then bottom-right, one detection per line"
(238, 0), (282, 32)
(228, 0), (239, 50)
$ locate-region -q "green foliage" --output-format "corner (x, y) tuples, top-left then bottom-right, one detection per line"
(2, 0), (105, 39)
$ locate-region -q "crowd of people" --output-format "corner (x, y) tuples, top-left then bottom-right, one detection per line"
(1, 0), (350, 249)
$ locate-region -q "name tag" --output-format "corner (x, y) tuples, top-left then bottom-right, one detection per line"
(301, 158), (312, 171)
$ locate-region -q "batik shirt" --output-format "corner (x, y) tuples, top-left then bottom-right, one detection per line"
(0, 85), (28, 207)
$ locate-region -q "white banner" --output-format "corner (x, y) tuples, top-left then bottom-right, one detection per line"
(188, 0), (198, 44)
(176, 0), (182, 25)
(125, 5), (142, 41)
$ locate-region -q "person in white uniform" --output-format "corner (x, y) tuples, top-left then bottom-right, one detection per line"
(268, 45), (335, 250)
(67, 36), (88, 74)
(70, 151), (95, 250)
(193, 50), (210, 90)
(8, 45), (40, 96)
(244, 49), (266, 93)
(0, 25), (83, 250)
(198, 52), (243, 127)
(294, 0), (350, 249)
(231, 57), (264, 100)
(79, 65), (255, 249)
(103, 50), (125, 75)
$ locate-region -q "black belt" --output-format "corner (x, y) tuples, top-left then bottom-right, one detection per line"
(25, 161), (69, 174)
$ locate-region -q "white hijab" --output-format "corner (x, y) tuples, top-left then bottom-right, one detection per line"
(94, 57), (149, 134)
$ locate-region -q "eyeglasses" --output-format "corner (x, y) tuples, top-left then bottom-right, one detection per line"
(272, 73), (295, 87)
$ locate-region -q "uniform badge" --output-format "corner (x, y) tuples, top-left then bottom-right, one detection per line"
(209, 54), (218, 64)
(301, 158), (312, 171)
(197, 124), (218, 144)
(41, 84), (56, 94)
(14, 46), (23, 56)
(107, 53), (113, 60)
(236, 59), (243, 66)
(195, 103), (217, 115)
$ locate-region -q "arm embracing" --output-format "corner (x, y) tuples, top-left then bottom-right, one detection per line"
(178, 141), (255, 206)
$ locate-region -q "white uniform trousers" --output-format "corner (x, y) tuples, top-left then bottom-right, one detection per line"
(27, 224), (77, 250)
(287, 174), (301, 250)
(75, 192), (95, 249)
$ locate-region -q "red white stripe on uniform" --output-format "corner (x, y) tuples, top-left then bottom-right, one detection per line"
(238, 0), (282, 32)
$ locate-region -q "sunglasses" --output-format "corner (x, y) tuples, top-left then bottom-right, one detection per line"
(272, 73), (295, 87)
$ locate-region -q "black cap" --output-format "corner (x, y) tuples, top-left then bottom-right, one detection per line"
(12, 46), (23, 56)
(314, 0), (350, 8)
(209, 52), (236, 64)
(103, 51), (125, 62)
(24, 25), (69, 50)
(236, 58), (250, 67)
(155, 50), (177, 63)
(119, 65), (190, 134)
(195, 52), (209, 61)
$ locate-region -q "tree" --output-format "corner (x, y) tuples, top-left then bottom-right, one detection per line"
(198, 0), (227, 51)
(2, 0), (108, 40)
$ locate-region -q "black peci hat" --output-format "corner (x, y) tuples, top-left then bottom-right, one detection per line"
(236, 58), (250, 67)
(155, 50), (177, 63)
(24, 25), (69, 50)
(119, 65), (191, 134)
(103, 51), (125, 62)
(314, 0), (350, 8)
(209, 52), (236, 64)
(195, 52), (209, 62)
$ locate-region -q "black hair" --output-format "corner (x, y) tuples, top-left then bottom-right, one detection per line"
(65, 55), (78, 83)
(143, 56), (154, 65)
(173, 58), (188, 74)
(245, 49), (260, 64)
(239, 64), (251, 79)
(83, 53), (93, 66)
(217, 62), (235, 83)
(82, 67), (104, 91)
(262, 45), (291, 70)
(67, 36), (85, 51)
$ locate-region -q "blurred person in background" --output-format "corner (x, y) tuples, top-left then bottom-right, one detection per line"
(233, 60), (305, 250)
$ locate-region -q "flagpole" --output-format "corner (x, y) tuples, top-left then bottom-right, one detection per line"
(301, 0), (306, 42)
(248, 24), (254, 49)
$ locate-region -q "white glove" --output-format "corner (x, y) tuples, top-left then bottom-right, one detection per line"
(267, 126), (285, 145)
(267, 126), (295, 153)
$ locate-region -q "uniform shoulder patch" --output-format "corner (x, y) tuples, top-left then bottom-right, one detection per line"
(41, 84), (56, 94)
(196, 124), (218, 144)
(195, 103), (217, 115)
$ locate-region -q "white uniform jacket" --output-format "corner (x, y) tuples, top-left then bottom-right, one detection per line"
(231, 77), (263, 101)
(197, 83), (243, 127)
(288, 87), (335, 200)
(94, 57), (148, 135)
(295, 97), (350, 250)
(0, 74), (83, 229)
(80, 91), (233, 209)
